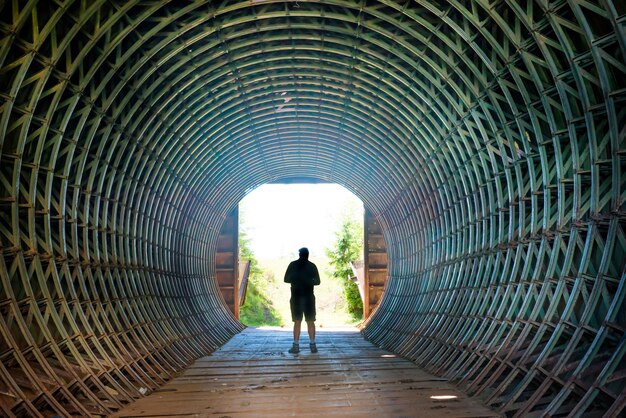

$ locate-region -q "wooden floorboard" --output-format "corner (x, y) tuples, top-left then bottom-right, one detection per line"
(113, 327), (500, 417)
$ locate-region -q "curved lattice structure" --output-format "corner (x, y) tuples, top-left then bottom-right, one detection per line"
(1, 1), (625, 416)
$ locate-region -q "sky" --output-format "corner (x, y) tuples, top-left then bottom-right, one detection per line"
(239, 183), (363, 260)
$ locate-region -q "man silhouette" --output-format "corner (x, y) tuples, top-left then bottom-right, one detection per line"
(284, 247), (321, 353)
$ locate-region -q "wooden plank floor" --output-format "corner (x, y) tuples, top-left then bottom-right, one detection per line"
(113, 327), (499, 418)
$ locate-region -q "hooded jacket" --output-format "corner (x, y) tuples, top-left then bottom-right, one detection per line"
(284, 257), (321, 290)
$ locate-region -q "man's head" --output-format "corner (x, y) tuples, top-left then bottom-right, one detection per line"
(298, 247), (309, 259)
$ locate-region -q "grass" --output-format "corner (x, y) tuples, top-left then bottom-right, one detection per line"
(239, 279), (282, 326)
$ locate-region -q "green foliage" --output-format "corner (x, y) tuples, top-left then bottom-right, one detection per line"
(325, 214), (364, 320)
(343, 280), (362, 318)
(239, 280), (282, 326)
(239, 230), (263, 282)
(239, 229), (282, 326)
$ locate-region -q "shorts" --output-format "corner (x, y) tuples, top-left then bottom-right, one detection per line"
(290, 288), (316, 322)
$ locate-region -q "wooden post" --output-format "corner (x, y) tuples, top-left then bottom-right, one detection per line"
(364, 208), (388, 319)
(216, 207), (240, 319)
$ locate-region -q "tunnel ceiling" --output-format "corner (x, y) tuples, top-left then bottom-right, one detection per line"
(1, 1), (625, 416)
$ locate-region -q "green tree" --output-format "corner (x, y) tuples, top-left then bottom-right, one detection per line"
(239, 229), (282, 326)
(326, 215), (364, 320)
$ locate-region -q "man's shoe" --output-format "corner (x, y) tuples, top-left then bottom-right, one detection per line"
(288, 343), (300, 354)
(309, 343), (318, 353)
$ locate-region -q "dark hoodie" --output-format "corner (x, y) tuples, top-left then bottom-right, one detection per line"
(284, 257), (321, 291)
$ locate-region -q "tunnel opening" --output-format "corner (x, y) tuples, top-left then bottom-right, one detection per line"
(217, 181), (387, 327)
(0, 1), (625, 417)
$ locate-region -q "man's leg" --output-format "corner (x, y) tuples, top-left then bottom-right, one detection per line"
(288, 320), (301, 353)
(306, 321), (317, 353)
(304, 293), (318, 352)
(306, 320), (315, 343)
(293, 320), (302, 342)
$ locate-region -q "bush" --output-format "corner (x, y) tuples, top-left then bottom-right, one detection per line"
(326, 215), (363, 320)
(239, 229), (283, 326)
(239, 279), (282, 326)
(343, 279), (362, 317)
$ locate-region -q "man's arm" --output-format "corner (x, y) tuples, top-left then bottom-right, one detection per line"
(312, 264), (321, 286)
(284, 262), (294, 283)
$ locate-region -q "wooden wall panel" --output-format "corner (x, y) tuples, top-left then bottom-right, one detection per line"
(363, 208), (388, 318)
(216, 208), (240, 319)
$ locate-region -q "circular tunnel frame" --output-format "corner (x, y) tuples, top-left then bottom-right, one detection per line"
(0, 1), (625, 416)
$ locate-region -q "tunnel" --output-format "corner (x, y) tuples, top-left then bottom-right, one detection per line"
(0, 0), (625, 416)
